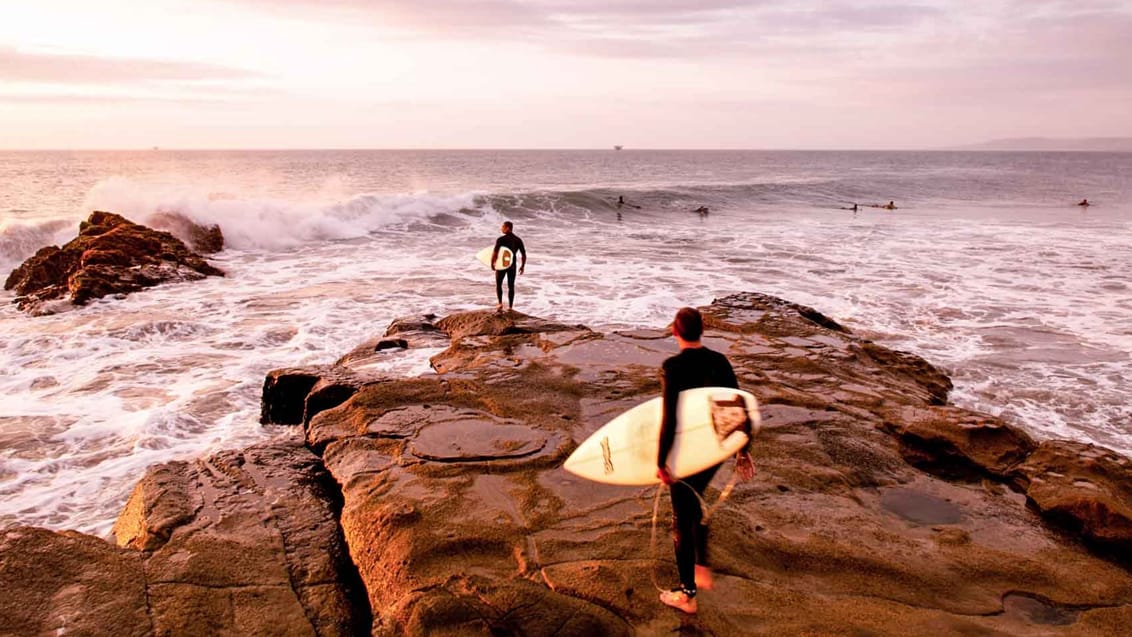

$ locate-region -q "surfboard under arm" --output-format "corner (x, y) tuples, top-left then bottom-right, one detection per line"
(563, 387), (759, 486)
(476, 246), (514, 270)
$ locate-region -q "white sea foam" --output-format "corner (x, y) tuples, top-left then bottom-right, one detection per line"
(0, 218), (76, 273)
(81, 176), (483, 250)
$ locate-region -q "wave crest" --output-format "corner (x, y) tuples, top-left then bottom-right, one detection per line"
(0, 218), (75, 274)
(75, 177), (486, 251)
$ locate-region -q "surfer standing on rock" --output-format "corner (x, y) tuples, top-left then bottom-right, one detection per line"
(657, 307), (756, 614)
(491, 221), (526, 311)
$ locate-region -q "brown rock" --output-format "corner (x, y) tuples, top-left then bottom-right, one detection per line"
(882, 405), (1037, 479)
(111, 441), (369, 636)
(435, 309), (586, 341)
(0, 527), (150, 636)
(300, 296), (1132, 635)
(261, 367), (327, 425)
(11, 293), (1132, 636)
(702, 290), (849, 335)
(1013, 440), (1132, 554)
(4, 211), (224, 314)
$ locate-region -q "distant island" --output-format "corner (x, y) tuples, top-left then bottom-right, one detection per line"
(957, 137), (1132, 151)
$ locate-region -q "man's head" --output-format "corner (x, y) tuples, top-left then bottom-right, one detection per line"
(501, 221), (513, 234)
(672, 307), (703, 342)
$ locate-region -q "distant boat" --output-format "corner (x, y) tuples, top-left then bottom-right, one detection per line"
(613, 145), (623, 151)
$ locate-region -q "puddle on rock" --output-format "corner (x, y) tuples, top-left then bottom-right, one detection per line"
(555, 337), (671, 370)
(880, 488), (962, 525)
(1002, 592), (1080, 626)
(411, 420), (548, 462)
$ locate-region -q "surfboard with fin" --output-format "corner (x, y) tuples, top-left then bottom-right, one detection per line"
(476, 246), (514, 270)
(564, 387), (758, 485)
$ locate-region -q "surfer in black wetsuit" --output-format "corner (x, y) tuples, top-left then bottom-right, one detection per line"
(656, 307), (755, 614)
(491, 221), (526, 310)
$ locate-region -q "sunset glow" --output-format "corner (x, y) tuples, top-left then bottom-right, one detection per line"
(2, 0), (1130, 149)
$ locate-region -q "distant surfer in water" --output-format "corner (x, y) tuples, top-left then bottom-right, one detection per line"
(492, 221), (526, 311)
(656, 307), (755, 614)
(1078, 198), (1090, 207)
(693, 206), (709, 215)
(617, 195), (641, 210)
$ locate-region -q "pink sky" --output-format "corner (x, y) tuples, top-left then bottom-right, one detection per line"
(1, 0), (1130, 149)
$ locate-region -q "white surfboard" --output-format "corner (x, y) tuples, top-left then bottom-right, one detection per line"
(564, 387), (758, 486)
(476, 246), (515, 270)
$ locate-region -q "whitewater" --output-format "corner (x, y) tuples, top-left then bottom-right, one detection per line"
(1, 149), (1129, 536)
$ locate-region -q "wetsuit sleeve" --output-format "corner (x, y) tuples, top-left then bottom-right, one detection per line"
(491, 236), (504, 266)
(719, 354), (739, 389)
(658, 360), (679, 470)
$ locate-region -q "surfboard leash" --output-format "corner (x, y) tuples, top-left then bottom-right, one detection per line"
(649, 483), (666, 593)
(647, 465), (741, 593)
(701, 466), (740, 524)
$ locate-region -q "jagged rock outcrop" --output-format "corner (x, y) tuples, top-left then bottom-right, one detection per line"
(3, 211), (224, 315)
(1012, 441), (1132, 554)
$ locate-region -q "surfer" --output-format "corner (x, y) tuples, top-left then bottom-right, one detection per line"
(1078, 198), (1090, 207)
(882, 200), (897, 210)
(616, 195), (641, 210)
(656, 307), (755, 614)
(491, 221), (526, 311)
(693, 206), (709, 215)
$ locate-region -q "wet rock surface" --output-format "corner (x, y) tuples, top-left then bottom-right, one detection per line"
(3, 211), (224, 315)
(3, 293), (1131, 636)
(0, 527), (149, 636)
(279, 294), (1132, 635)
(1012, 440), (1132, 555)
(0, 442), (368, 637)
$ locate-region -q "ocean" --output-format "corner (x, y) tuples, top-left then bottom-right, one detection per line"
(1, 149), (1129, 536)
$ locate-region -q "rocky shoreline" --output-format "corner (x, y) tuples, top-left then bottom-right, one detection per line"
(2, 292), (1130, 636)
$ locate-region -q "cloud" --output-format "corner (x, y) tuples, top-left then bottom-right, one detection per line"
(0, 47), (261, 85)
(0, 89), (286, 105)
(863, 8), (1132, 98)
(225, 0), (944, 55)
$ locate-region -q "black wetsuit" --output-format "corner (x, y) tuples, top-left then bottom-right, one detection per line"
(658, 346), (739, 596)
(493, 232), (526, 308)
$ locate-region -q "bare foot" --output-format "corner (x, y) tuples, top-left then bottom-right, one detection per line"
(659, 588), (697, 614)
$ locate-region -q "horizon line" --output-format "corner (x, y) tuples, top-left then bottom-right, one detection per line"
(2, 146), (1129, 153)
